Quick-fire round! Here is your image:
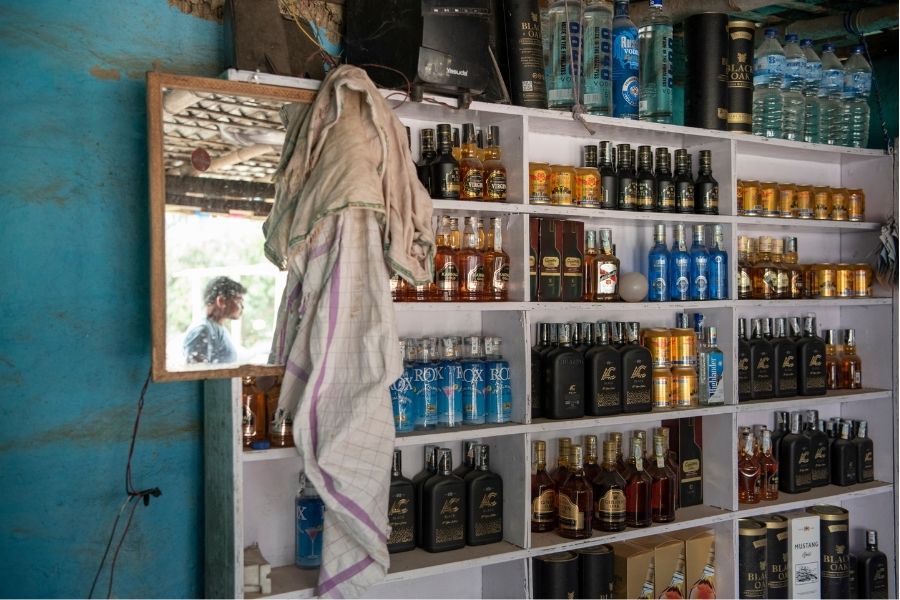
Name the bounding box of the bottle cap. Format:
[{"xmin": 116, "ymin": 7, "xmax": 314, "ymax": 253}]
[
  {"xmin": 584, "ymin": 434, "xmax": 598, "ymax": 457},
  {"xmin": 440, "ymin": 336, "xmax": 459, "ymax": 360},
  {"xmin": 585, "ymin": 229, "xmax": 597, "ymax": 249},
  {"xmin": 488, "ymin": 125, "xmax": 500, "ymax": 146},
  {"xmin": 463, "ymin": 335, "xmax": 483, "ymax": 359},
  {"xmin": 786, "ymin": 33, "xmax": 799, "ymax": 43},
  {"xmin": 758, "ymin": 236, "xmax": 773, "ymax": 253},
  {"xmin": 773, "ymin": 318, "xmax": 787, "ymax": 339},
  {"xmin": 599, "ymin": 228, "xmax": 613, "ymax": 248},
  {"xmin": 602, "ymin": 440, "xmax": 618, "ymax": 462},
  {"xmin": 533, "ymin": 440, "xmax": 547, "ymax": 463},
  {"xmin": 654, "ymin": 223, "xmax": 666, "ymax": 242},
  {"xmin": 824, "ymin": 329, "xmax": 837, "ymax": 345},
  {"xmin": 823, "ymin": 42, "xmax": 835, "ymax": 52},
  {"xmin": 707, "ymin": 326, "xmax": 718, "ymax": 345},
  {"xmin": 751, "ymin": 318, "xmax": 763, "ymax": 338},
  {"xmin": 570, "ymin": 445, "xmax": 584, "ymax": 469},
  {"xmin": 692, "ymin": 224, "xmax": 705, "ymax": 241},
  {"xmin": 765, "ymin": 27, "xmax": 777, "ymax": 37},
  {"xmin": 558, "ymin": 323, "xmax": 572, "ymax": 345},
  {"xmin": 784, "ymin": 236, "xmax": 798, "ymax": 254},
  {"xmin": 548, "ymin": 322, "xmax": 559, "ymax": 343},
  {"xmin": 853, "ymin": 45, "xmax": 864, "ymax": 54},
  {"xmin": 762, "ymin": 318, "xmax": 773, "ymax": 337},
  {"xmin": 419, "ymin": 337, "xmax": 438, "ymax": 362},
  {"xmin": 675, "ymin": 312, "xmax": 690, "ymax": 328},
  {"xmin": 626, "ymin": 322, "xmax": 641, "ymax": 343},
  {"xmin": 392, "ymin": 448, "xmax": 403, "ymax": 475},
  {"xmin": 802, "ymin": 314, "xmax": 817, "ymax": 336},
  {"xmin": 693, "ymin": 313, "xmax": 705, "ymax": 334},
  {"xmin": 790, "ymin": 411, "xmax": 804, "ymax": 434},
  {"xmin": 437, "ymin": 448, "xmax": 454, "ymax": 474},
  {"xmin": 583, "ymin": 144, "xmax": 598, "ymax": 167},
  {"xmin": 738, "ymin": 317, "xmax": 748, "ymax": 339},
  {"xmin": 484, "ymin": 336, "xmax": 502, "ymax": 358},
  {"xmin": 843, "ymin": 328, "xmax": 856, "ymax": 346},
  {"xmin": 538, "ymin": 322, "xmax": 550, "ymax": 344},
  {"xmin": 867, "ymin": 530, "xmax": 878, "ymax": 547},
  {"xmin": 789, "ymin": 316, "xmax": 801, "ymax": 337},
  {"xmin": 581, "ymin": 323, "xmax": 593, "ymax": 344},
  {"xmin": 801, "ymin": 38, "xmax": 813, "ymax": 47},
  {"xmin": 856, "ymin": 420, "xmax": 867, "ymax": 437},
  {"xmin": 596, "ymin": 321, "xmax": 610, "ymax": 345}
]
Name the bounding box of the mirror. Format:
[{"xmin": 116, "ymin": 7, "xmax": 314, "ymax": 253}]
[{"xmin": 148, "ymin": 73, "xmax": 316, "ymax": 381}]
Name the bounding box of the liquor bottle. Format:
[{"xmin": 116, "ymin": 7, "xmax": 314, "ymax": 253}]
[
  {"xmin": 241, "ymin": 376, "xmax": 267, "ymax": 448},
  {"xmin": 504, "ymin": 0, "xmax": 548, "ymax": 109},
  {"xmin": 546, "ymin": 0, "xmax": 582, "ymax": 110},
  {"xmin": 736, "ymin": 236, "xmax": 753, "ymax": 300},
  {"xmin": 638, "ymin": 0, "xmax": 673, "ymax": 123},
  {"xmin": 687, "ymin": 544, "xmax": 716, "ymax": 599},
  {"xmin": 853, "ymin": 420, "xmax": 874, "ymax": 483},
  {"xmin": 412, "ymin": 445, "xmax": 439, "ymax": 546},
  {"xmin": 771, "ymin": 410, "xmax": 789, "ymax": 460},
  {"xmin": 796, "ymin": 314, "xmax": 826, "ymax": 396},
  {"xmin": 761, "ymin": 316, "xmax": 773, "ymax": 340},
  {"xmin": 575, "ymin": 145, "xmax": 601, "ymax": 207},
  {"xmin": 599, "ymin": 141, "xmax": 619, "ymax": 210},
  {"xmin": 542, "ymin": 323, "xmax": 585, "ymax": 419},
  {"xmin": 660, "ymin": 546, "xmax": 687, "ymax": 598},
  {"xmin": 694, "ymin": 150, "xmax": 718, "ymax": 215},
  {"xmin": 413, "ymin": 338, "xmax": 440, "ymax": 430},
  {"xmin": 647, "ymin": 433, "xmax": 676, "ymax": 522},
  {"xmin": 416, "ymin": 128, "xmax": 436, "ymax": 192},
  {"xmin": 484, "ymin": 217, "xmax": 510, "ymax": 301},
  {"xmin": 698, "ymin": 326, "xmax": 725, "ymax": 405},
  {"xmin": 431, "ymin": 124, "xmax": 460, "ymax": 199},
  {"xmin": 460, "ymin": 336, "xmax": 487, "ymax": 424},
  {"xmin": 831, "ymin": 420, "xmax": 858, "ymax": 486},
  {"xmin": 483, "ymin": 336, "xmax": 512, "ymax": 424},
  {"xmin": 783, "ymin": 236, "xmax": 803, "ymax": 299},
  {"xmin": 552, "ymin": 437, "xmax": 573, "ymax": 489},
  {"xmin": 749, "ymin": 236, "xmax": 775, "ymax": 300},
  {"xmin": 583, "ymin": 230, "xmax": 599, "ymax": 301},
  {"xmin": 647, "ymin": 223, "xmax": 669, "ymax": 302},
  {"xmin": 737, "ymin": 431, "xmax": 761, "ymax": 503},
  {"xmin": 668, "ymin": 224, "xmax": 690, "ymax": 301},
  {"xmin": 639, "ymin": 557, "xmax": 656, "ymax": 599},
  {"xmin": 453, "ymin": 440, "xmax": 478, "ymax": 479},
  {"xmin": 759, "ymin": 429, "xmax": 779, "ymax": 501},
  {"xmin": 476, "ymin": 218, "xmax": 486, "ymax": 252},
  {"xmin": 576, "ymin": 434, "xmax": 599, "ymax": 482},
  {"xmin": 612, "ymin": 0, "xmax": 639, "ymax": 119},
  {"xmin": 574, "ymin": 322, "xmax": 593, "ymax": 355},
  {"xmin": 592, "ymin": 439, "xmax": 627, "ymax": 532},
  {"xmin": 621, "ymin": 322, "xmax": 652, "ymax": 413},
  {"xmin": 804, "ymin": 410, "xmax": 830, "ymax": 487},
  {"xmin": 557, "ymin": 445, "xmax": 593, "ymax": 539},
  {"xmin": 437, "ymin": 337, "xmax": 464, "ymax": 428},
  {"xmin": 452, "ymin": 127, "xmax": 461, "ymax": 161},
  {"xmin": 421, "ymin": 448, "xmax": 466, "ymax": 552},
  {"xmin": 608, "ymin": 431, "xmax": 628, "ymax": 474},
  {"xmin": 531, "ymin": 440, "xmax": 557, "ymax": 532},
  {"xmin": 583, "ymin": 0, "xmax": 613, "ymax": 115},
  {"xmin": 748, "ymin": 318, "xmax": 774, "ymax": 400},
  {"xmin": 584, "ymin": 321, "xmax": 622, "ymax": 416},
  {"xmin": 708, "ymin": 224, "xmax": 728, "ymax": 300},
  {"xmin": 433, "ymin": 215, "xmax": 458, "ymax": 301},
  {"xmin": 635, "ymin": 145, "xmax": 656, "ymax": 211},
  {"xmin": 457, "ymin": 217, "xmax": 485, "ymax": 301},
  {"xmin": 561, "ymin": 225, "xmax": 584, "ymax": 302},
  {"xmin": 295, "ymin": 473, "xmax": 325, "ymax": 568},
  {"xmin": 787, "ymin": 315, "xmax": 802, "ymax": 342},
  {"xmin": 531, "ymin": 322, "xmax": 551, "ymax": 419},
  {"xmin": 770, "ymin": 238, "xmax": 790, "ymax": 299},
  {"xmin": 689, "ymin": 225, "xmax": 710, "ymax": 301},
  {"xmin": 387, "ymin": 449, "xmax": 416, "ymax": 553},
  {"xmin": 771, "ymin": 318, "xmax": 798, "ymax": 398},
  {"xmin": 655, "ymin": 147, "xmax": 675, "ymax": 212},
  {"xmin": 839, "ymin": 329, "xmax": 862, "ymax": 389},
  {"xmin": 482, "ymin": 125, "xmax": 507, "ymax": 201},
  {"xmin": 390, "ymin": 339, "xmax": 417, "ymax": 433},
  {"xmin": 673, "ymin": 150, "xmax": 695, "ymax": 214},
  {"xmin": 655, "ymin": 426, "xmax": 680, "ymax": 508},
  {"xmin": 593, "ymin": 228, "xmax": 620, "ymax": 301},
  {"xmin": 616, "ymin": 143, "xmax": 637, "ymax": 210},
  {"xmin": 624, "ymin": 436, "xmax": 652, "ymax": 527},
  {"xmin": 611, "ymin": 321, "xmax": 626, "ymax": 349},
  {"xmin": 464, "ymin": 444, "xmax": 503, "ymax": 545},
  {"xmin": 857, "ymin": 530, "xmax": 889, "ymax": 599},
  {"xmin": 778, "ymin": 412, "xmax": 812, "ymax": 493},
  {"xmin": 737, "ymin": 318, "xmax": 752, "ymax": 402},
  {"xmin": 824, "ymin": 329, "xmax": 841, "ymax": 390}
]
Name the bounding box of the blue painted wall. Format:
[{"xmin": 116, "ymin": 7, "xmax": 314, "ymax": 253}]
[{"xmin": 0, "ymin": 2, "xmax": 223, "ymax": 597}]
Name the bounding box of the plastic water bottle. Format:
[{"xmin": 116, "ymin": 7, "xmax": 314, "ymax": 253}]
[
  {"xmin": 844, "ymin": 46, "xmax": 872, "ymax": 148},
  {"xmin": 547, "ymin": 0, "xmax": 583, "ymax": 110},
  {"xmin": 638, "ymin": 0, "xmax": 673, "ymax": 123},
  {"xmin": 752, "ymin": 29, "xmax": 785, "ymax": 139},
  {"xmin": 781, "ymin": 34, "xmax": 806, "ymax": 141},
  {"xmin": 819, "ymin": 43, "xmax": 847, "ymax": 146},
  {"xmin": 800, "ymin": 39, "xmax": 822, "ymax": 144}
]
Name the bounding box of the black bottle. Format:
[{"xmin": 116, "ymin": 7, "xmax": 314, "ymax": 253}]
[
  {"xmin": 598, "ymin": 141, "xmax": 618, "ymax": 210},
  {"xmin": 654, "ymin": 147, "xmax": 675, "ymax": 212},
  {"xmin": 387, "ymin": 449, "xmax": 416, "ymax": 553},
  {"xmin": 421, "ymin": 448, "xmax": 465, "ymax": 552},
  {"xmin": 771, "ymin": 410, "xmax": 789, "ymax": 462},
  {"xmin": 749, "ymin": 318, "xmax": 774, "ymax": 400},
  {"xmin": 635, "ymin": 145, "xmax": 656, "ymax": 212},
  {"xmin": 430, "ymin": 124, "xmax": 460, "ymax": 199},
  {"xmin": 673, "ymin": 149, "xmax": 695, "ymax": 214},
  {"xmin": 852, "ymin": 420, "xmax": 874, "ymax": 483},
  {"xmin": 531, "ymin": 323, "xmax": 551, "ymax": 420},
  {"xmin": 464, "ymin": 444, "xmax": 504, "ymax": 545},
  {"xmin": 761, "ymin": 317, "xmax": 773, "ymax": 340},
  {"xmin": 857, "ymin": 530, "xmax": 889, "ymax": 599},
  {"xmin": 693, "ymin": 149, "xmax": 718, "ymax": 215},
  {"xmin": 453, "ymin": 440, "xmax": 478, "ymax": 479},
  {"xmin": 542, "ymin": 323, "xmax": 585, "ymax": 419},
  {"xmin": 771, "ymin": 318, "xmax": 798, "ymax": 398},
  {"xmin": 412, "ymin": 445, "xmax": 439, "ymax": 546},
  {"xmin": 778, "ymin": 412, "xmax": 812, "ymax": 493},
  {"xmin": 787, "ymin": 316, "xmax": 802, "ymax": 342},
  {"xmin": 737, "ymin": 318, "xmax": 752, "ymax": 402},
  {"xmin": 831, "ymin": 421, "xmax": 858, "ymax": 486},
  {"xmin": 574, "ymin": 322, "xmax": 594, "ymax": 355},
  {"xmin": 620, "ymin": 322, "xmax": 652, "ymax": 414},
  {"xmin": 610, "ymin": 321, "xmax": 626, "ymax": 350},
  {"xmin": 615, "ymin": 143, "xmax": 636, "ymax": 210},
  {"xmin": 584, "ymin": 322, "xmax": 622, "ymax": 417},
  {"xmin": 416, "ymin": 128, "xmax": 437, "ymax": 193},
  {"xmin": 803, "ymin": 410, "xmax": 830, "ymax": 487},
  {"xmin": 796, "ymin": 314, "xmax": 826, "ymax": 396}
]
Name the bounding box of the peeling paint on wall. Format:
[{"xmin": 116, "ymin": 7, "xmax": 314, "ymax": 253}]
[
  {"xmin": 89, "ymin": 66, "xmax": 122, "ymax": 80},
  {"xmin": 168, "ymin": 0, "xmax": 225, "ymax": 21}
]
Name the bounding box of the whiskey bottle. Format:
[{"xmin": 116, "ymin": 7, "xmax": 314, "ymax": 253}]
[
  {"xmin": 551, "ymin": 437, "xmax": 572, "ymax": 490},
  {"xmin": 635, "ymin": 145, "xmax": 656, "ymax": 212},
  {"xmin": 771, "ymin": 411, "xmax": 789, "ymax": 460},
  {"xmin": 557, "ymin": 445, "xmax": 593, "ymax": 539},
  {"xmin": 750, "ymin": 235, "xmax": 778, "ymax": 300},
  {"xmin": 758, "ymin": 429, "xmax": 779, "ymax": 501},
  {"xmin": 853, "ymin": 420, "xmax": 874, "ymax": 483},
  {"xmin": 737, "ymin": 236, "xmax": 753, "ymax": 299},
  {"xmin": 593, "ymin": 228, "xmax": 620, "ymax": 301},
  {"xmin": 647, "ymin": 433, "xmax": 676, "ymax": 522},
  {"xmin": 531, "ymin": 440, "xmax": 557, "ymax": 532},
  {"xmin": 598, "ymin": 141, "xmax": 619, "ymax": 210},
  {"xmin": 749, "ymin": 318, "xmax": 774, "ymax": 400},
  {"xmin": 431, "ymin": 124, "xmax": 460, "ymax": 199},
  {"xmin": 660, "ymin": 545, "xmax": 687, "ymax": 598},
  {"xmin": 452, "ymin": 127, "xmax": 461, "ymax": 161},
  {"xmin": 694, "ymin": 149, "xmax": 719, "ymax": 215},
  {"xmin": 624, "ymin": 436, "xmax": 652, "ymax": 527},
  {"xmin": 542, "ymin": 323, "xmax": 585, "ymax": 419},
  {"xmin": 803, "ymin": 410, "xmax": 830, "ymax": 487},
  {"xmin": 582, "ymin": 230, "xmax": 599, "ymax": 301},
  {"xmin": 432, "ymin": 215, "xmax": 457, "ymax": 301},
  {"xmin": 761, "ymin": 316, "xmax": 773, "ymax": 340},
  {"xmin": 456, "ymin": 217, "xmax": 485, "ymax": 301},
  {"xmin": 421, "ymin": 448, "xmax": 466, "ymax": 552},
  {"xmin": 737, "ymin": 318, "xmax": 752, "ymax": 401},
  {"xmin": 839, "ymin": 328, "xmax": 862, "ymax": 389},
  {"xmin": 387, "ymin": 449, "xmax": 416, "ymax": 553},
  {"xmin": 655, "ymin": 147, "xmax": 676, "ymax": 212},
  {"xmin": 583, "ymin": 434, "xmax": 602, "ymax": 482},
  {"xmin": 584, "ymin": 321, "xmax": 622, "ymax": 416},
  {"xmin": 673, "ymin": 149, "xmax": 695, "ymax": 213},
  {"xmin": 787, "ymin": 315, "xmax": 802, "ymax": 342},
  {"xmin": 482, "ymin": 126, "xmax": 507, "ymax": 201},
  {"xmin": 831, "ymin": 421, "xmax": 858, "ymax": 486},
  {"xmin": 592, "ymin": 440, "xmax": 627, "ymax": 532},
  {"xmin": 416, "ymin": 128, "xmax": 437, "ymax": 192},
  {"xmin": 857, "ymin": 530, "xmax": 889, "ymax": 599},
  {"xmin": 796, "ymin": 314, "xmax": 826, "ymax": 396},
  {"xmin": 458, "ymin": 123, "xmax": 484, "ymax": 200},
  {"xmin": 770, "ymin": 238, "xmax": 790, "ymax": 299},
  {"xmin": 737, "ymin": 430, "xmax": 761, "ymax": 504},
  {"xmin": 412, "ymin": 445, "xmax": 439, "ymax": 546},
  {"xmin": 531, "ymin": 322, "xmax": 551, "ymax": 419},
  {"xmin": 464, "ymin": 444, "xmax": 503, "ymax": 545},
  {"xmin": 484, "ymin": 217, "xmax": 510, "ymax": 301},
  {"xmin": 687, "ymin": 544, "xmax": 716, "ymax": 599},
  {"xmin": 783, "ymin": 237, "xmax": 804, "ymax": 299},
  {"xmin": 561, "ymin": 226, "xmax": 584, "ymax": 302},
  {"xmin": 771, "ymin": 318, "xmax": 798, "ymax": 397},
  {"xmin": 620, "ymin": 322, "xmax": 653, "ymax": 413},
  {"xmin": 669, "ymin": 223, "xmax": 691, "ymax": 301},
  {"xmin": 452, "ymin": 440, "xmax": 478, "ymax": 479},
  {"xmin": 616, "ymin": 143, "xmax": 637, "ymax": 210},
  {"xmin": 575, "ymin": 145, "xmax": 601, "ymax": 208},
  {"xmin": 608, "ymin": 431, "xmax": 628, "ymax": 475},
  {"xmin": 824, "ymin": 329, "xmax": 841, "ymax": 390},
  {"xmin": 656, "ymin": 426, "xmax": 680, "ymax": 508},
  {"xmin": 778, "ymin": 412, "xmax": 812, "ymax": 493}
]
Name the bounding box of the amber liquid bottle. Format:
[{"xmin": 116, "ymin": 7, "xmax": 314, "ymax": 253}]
[
  {"xmin": 688, "ymin": 545, "xmax": 717, "ymax": 599},
  {"xmin": 624, "ymin": 436, "xmax": 652, "ymax": 527},
  {"xmin": 839, "ymin": 328, "xmax": 862, "ymax": 389},
  {"xmin": 758, "ymin": 429, "xmax": 779, "ymax": 501},
  {"xmin": 531, "ymin": 440, "xmax": 557, "ymax": 532},
  {"xmin": 421, "ymin": 448, "xmax": 465, "ymax": 552},
  {"xmin": 551, "ymin": 437, "xmax": 572, "ymax": 490},
  {"xmin": 583, "ymin": 434, "xmax": 602, "ymax": 482},
  {"xmin": 750, "ymin": 235, "xmax": 778, "ymax": 300},
  {"xmin": 824, "ymin": 329, "xmax": 841, "ymax": 390},
  {"xmin": 593, "ymin": 228, "xmax": 620, "ymax": 301},
  {"xmin": 608, "ymin": 431, "xmax": 628, "ymax": 475},
  {"xmin": 241, "ymin": 376, "xmax": 267, "ymax": 447},
  {"xmin": 387, "ymin": 449, "xmax": 416, "ymax": 553},
  {"xmin": 582, "ymin": 230, "xmax": 599, "ymax": 301},
  {"xmin": 647, "ymin": 433, "xmax": 676, "ymax": 523},
  {"xmin": 660, "ymin": 545, "xmax": 687, "ymax": 598},
  {"xmin": 592, "ymin": 440, "xmax": 627, "ymax": 532},
  {"xmin": 482, "ymin": 125, "xmax": 507, "ymax": 201},
  {"xmin": 657, "ymin": 426, "xmax": 680, "ymax": 508},
  {"xmin": 483, "ymin": 217, "xmax": 509, "ymax": 301},
  {"xmin": 737, "ymin": 431, "xmax": 761, "ymax": 504},
  {"xmin": 737, "ymin": 236, "xmax": 753, "ymax": 300},
  {"xmin": 557, "ymin": 445, "xmax": 593, "ymax": 539},
  {"xmin": 433, "ymin": 215, "xmax": 458, "ymax": 301},
  {"xmin": 456, "ymin": 216, "xmax": 485, "ymax": 301},
  {"xmin": 458, "ymin": 123, "xmax": 484, "ymax": 200}
]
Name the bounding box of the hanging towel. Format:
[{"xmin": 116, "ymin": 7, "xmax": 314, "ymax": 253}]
[{"xmin": 263, "ymin": 65, "xmax": 433, "ymax": 598}]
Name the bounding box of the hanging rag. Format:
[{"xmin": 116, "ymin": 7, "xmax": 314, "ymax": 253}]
[{"xmin": 263, "ymin": 65, "xmax": 434, "ymax": 598}]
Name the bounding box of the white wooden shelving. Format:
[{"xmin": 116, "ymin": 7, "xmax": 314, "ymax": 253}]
[{"xmin": 206, "ymin": 72, "xmax": 897, "ymax": 599}]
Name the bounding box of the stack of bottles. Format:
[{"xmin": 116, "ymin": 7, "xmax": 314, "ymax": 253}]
[
  {"xmin": 737, "ymin": 180, "xmax": 866, "ymax": 221},
  {"xmin": 647, "ymin": 223, "xmax": 729, "ymax": 302},
  {"xmin": 389, "ymin": 336, "xmax": 511, "ymax": 434},
  {"xmin": 388, "ymin": 444, "xmax": 503, "ymax": 554},
  {"xmin": 415, "ymin": 123, "xmax": 507, "ymax": 201},
  {"xmin": 753, "ymin": 29, "xmax": 873, "ymax": 148},
  {"xmin": 531, "ymin": 430, "xmax": 679, "ymax": 540},
  {"xmin": 394, "ymin": 215, "xmax": 510, "ymax": 302},
  {"xmin": 241, "ymin": 375, "xmax": 292, "ymax": 450},
  {"xmin": 529, "ymin": 144, "xmax": 718, "ymax": 214}
]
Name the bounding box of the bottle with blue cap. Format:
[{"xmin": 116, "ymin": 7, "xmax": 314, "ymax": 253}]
[
  {"xmin": 818, "ymin": 43, "xmax": 847, "ymax": 146},
  {"xmin": 389, "ymin": 339, "xmax": 417, "ymax": 433},
  {"xmin": 612, "ymin": 0, "xmax": 639, "ymax": 119},
  {"xmin": 781, "ymin": 33, "xmax": 806, "ymax": 141},
  {"xmin": 413, "ymin": 338, "xmax": 440, "ymax": 430},
  {"xmin": 800, "ymin": 39, "xmax": 823, "ymax": 144},
  {"xmin": 843, "ymin": 46, "xmax": 872, "ymax": 148},
  {"xmin": 638, "ymin": 0, "xmax": 673, "ymax": 123},
  {"xmin": 752, "ymin": 28, "xmax": 785, "ymax": 139},
  {"xmin": 483, "ymin": 336, "xmax": 512, "ymax": 424}
]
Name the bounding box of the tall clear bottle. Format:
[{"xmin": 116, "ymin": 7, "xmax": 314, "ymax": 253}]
[
  {"xmin": 752, "ymin": 28, "xmax": 785, "ymax": 139},
  {"xmin": 844, "ymin": 46, "xmax": 872, "ymax": 148},
  {"xmin": 800, "ymin": 39, "xmax": 822, "ymax": 144},
  {"xmin": 611, "ymin": 0, "xmax": 639, "ymax": 119},
  {"xmin": 647, "ymin": 223, "xmax": 669, "ymax": 302},
  {"xmin": 819, "ymin": 43, "xmax": 847, "ymax": 146},
  {"xmin": 781, "ymin": 34, "xmax": 807, "ymax": 141},
  {"xmin": 547, "ymin": 0, "xmax": 584, "ymax": 110},
  {"xmin": 698, "ymin": 326, "xmax": 725, "ymax": 405},
  {"xmin": 583, "ymin": 0, "xmax": 613, "ymax": 115},
  {"xmin": 638, "ymin": 0, "xmax": 673, "ymax": 123}
]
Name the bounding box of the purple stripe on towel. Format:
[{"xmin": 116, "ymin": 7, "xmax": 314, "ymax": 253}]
[{"xmin": 318, "ymin": 555, "xmax": 375, "ymax": 597}]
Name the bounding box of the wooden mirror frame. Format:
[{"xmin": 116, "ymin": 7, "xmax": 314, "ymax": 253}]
[{"xmin": 147, "ymin": 72, "xmax": 316, "ymax": 381}]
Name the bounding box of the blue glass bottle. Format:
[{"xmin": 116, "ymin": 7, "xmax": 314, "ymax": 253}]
[
  {"xmin": 689, "ymin": 224, "xmax": 710, "ymax": 301},
  {"xmin": 460, "ymin": 336, "xmax": 487, "ymax": 425},
  {"xmin": 612, "ymin": 0, "xmax": 639, "ymax": 119},
  {"xmin": 413, "ymin": 338, "xmax": 440, "ymax": 430},
  {"xmin": 295, "ymin": 473, "xmax": 325, "ymax": 569},
  {"xmin": 647, "ymin": 223, "xmax": 669, "ymax": 302},
  {"xmin": 484, "ymin": 336, "xmax": 512, "ymax": 424},
  {"xmin": 438, "ymin": 336, "xmax": 464, "ymax": 428},
  {"xmin": 698, "ymin": 326, "xmax": 726, "ymax": 405},
  {"xmin": 708, "ymin": 224, "xmax": 729, "ymax": 300},
  {"xmin": 389, "ymin": 339, "xmax": 417, "ymax": 433},
  {"xmin": 668, "ymin": 223, "xmax": 690, "ymax": 301}
]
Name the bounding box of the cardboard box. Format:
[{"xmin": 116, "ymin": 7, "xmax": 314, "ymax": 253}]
[
  {"xmin": 660, "ymin": 417, "xmax": 704, "ymax": 506},
  {"xmin": 666, "ymin": 528, "xmax": 715, "ymax": 593},
  {"xmin": 561, "ymin": 220, "xmax": 584, "ymax": 302},
  {"xmin": 640, "ymin": 534, "xmax": 686, "ymax": 596},
  {"xmin": 537, "ymin": 218, "xmax": 563, "ymax": 301},
  {"xmin": 785, "ymin": 510, "xmax": 821, "ymax": 599},
  {"xmin": 612, "ymin": 541, "xmax": 655, "ymax": 599}
]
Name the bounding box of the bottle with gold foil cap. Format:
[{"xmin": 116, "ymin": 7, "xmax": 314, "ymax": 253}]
[
  {"xmin": 458, "ymin": 123, "xmax": 484, "ymax": 200},
  {"xmin": 531, "ymin": 440, "xmax": 557, "ymax": 532},
  {"xmin": 556, "ymin": 445, "xmax": 593, "ymax": 539},
  {"xmin": 771, "ymin": 237, "xmax": 790, "ymax": 299},
  {"xmin": 592, "ymin": 439, "xmax": 627, "ymax": 532},
  {"xmin": 482, "ymin": 125, "xmax": 507, "ymax": 201},
  {"xmin": 737, "ymin": 236, "xmax": 753, "ymax": 299},
  {"xmin": 529, "ymin": 162, "xmax": 552, "ymax": 204}
]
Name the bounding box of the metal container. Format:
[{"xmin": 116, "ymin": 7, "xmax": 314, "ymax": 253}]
[
  {"xmin": 738, "ymin": 518, "xmax": 768, "ymax": 599},
  {"xmin": 813, "ymin": 187, "xmax": 832, "ymax": 220},
  {"xmin": 578, "ymin": 544, "xmax": 614, "ymax": 599},
  {"xmin": 684, "ymin": 13, "xmax": 729, "ymax": 130},
  {"xmin": 805, "ymin": 505, "xmax": 851, "ymax": 599},
  {"xmin": 533, "ymin": 551, "xmax": 579, "ymax": 599},
  {"xmin": 758, "ymin": 514, "xmax": 789, "ymax": 599},
  {"xmin": 795, "ymin": 185, "xmax": 814, "ymax": 219},
  {"xmin": 670, "ymin": 328, "xmax": 697, "ymax": 367},
  {"xmin": 726, "ymin": 20, "xmax": 755, "ymax": 133}
]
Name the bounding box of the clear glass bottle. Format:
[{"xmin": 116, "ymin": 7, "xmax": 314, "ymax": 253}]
[
  {"xmin": 698, "ymin": 326, "xmax": 725, "ymax": 405},
  {"xmin": 583, "ymin": 0, "xmax": 613, "ymax": 116},
  {"xmin": 611, "ymin": 0, "xmax": 639, "ymax": 119},
  {"xmin": 824, "ymin": 328, "xmax": 841, "ymax": 390},
  {"xmin": 689, "ymin": 224, "xmax": 709, "ymax": 301},
  {"xmin": 484, "ymin": 217, "xmax": 509, "ymax": 301},
  {"xmin": 437, "ymin": 337, "xmax": 463, "ymax": 428},
  {"xmin": 737, "ymin": 431, "xmax": 761, "ymax": 504},
  {"xmin": 295, "ymin": 473, "xmax": 325, "ymax": 568},
  {"xmin": 593, "ymin": 228, "xmax": 620, "ymax": 301},
  {"xmin": 433, "ymin": 215, "xmax": 458, "ymax": 301},
  {"xmin": 547, "ymin": 0, "xmax": 583, "ymax": 110},
  {"xmin": 413, "ymin": 338, "xmax": 440, "ymax": 430},
  {"xmin": 460, "ymin": 336, "xmax": 487, "ymax": 424},
  {"xmin": 557, "ymin": 445, "xmax": 593, "ymax": 539},
  {"xmin": 736, "ymin": 236, "xmax": 752, "ymax": 300},
  {"xmin": 638, "ymin": 0, "xmax": 673, "ymax": 123},
  {"xmin": 839, "ymin": 328, "xmax": 862, "ymax": 389},
  {"xmin": 456, "ymin": 216, "xmax": 485, "ymax": 301},
  {"xmin": 669, "ymin": 223, "xmax": 690, "ymax": 301},
  {"xmin": 583, "ymin": 230, "xmax": 599, "ymax": 301},
  {"xmin": 750, "ymin": 236, "xmax": 778, "ymax": 300},
  {"xmin": 483, "ymin": 336, "xmax": 512, "ymax": 424},
  {"xmin": 647, "ymin": 223, "xmax": 669, "ymax": 302}
]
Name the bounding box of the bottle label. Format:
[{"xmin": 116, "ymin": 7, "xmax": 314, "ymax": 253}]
[
  {"xmin": 783, "ymin": 57, "xmax": 805, "ymax": 88},
  {"xmin": 387, "ymin": 494, "xmax": 414, "ymax": 545},
  {"xmin": 612, "ymin": 26, "xmax": 639, "ymax": 116},
  {"xmin": 597, "ymin": 488, "xmax": 626, "ymax": 519},
  {"xmin": 659, "ymin": 182, "xmax": 675, "ymax": 209},
  {"xmin": 677, "ymin": 185, "xmax": 694, "ymax": 210},
  {"xmin": 557, "ymin": 493, "xmax": 585, "ymax": 530},
  {"xmin": 619, "ymin": 181, "xmax": 637, "ymax": 208},
  {"xmin": 637, "ymin": 181, "xmax": 654, "ymax": 208},
  {"xmin": 296, "ymin": 495, "xmax": 325, "ymax": 567},
  {"xmin": 532, "ymin": 489, "xmax": 556, "ymax": 522},
  {"xmin": 492, "ymin": 263, "xmax": 510, "ymax": 291},
  {"xmin": 701, "ymin": 187, "xmax": 718, "ymax": 211},
  {"xmin": 462, "ymin": 169, "xmax": 484, "ymax": 198},
  {"xmin": 819, "ymin": 68, "xmax": 844, "ymax": 96},
  {"xmin": 575, "ymin": 172, "xmax": 600, "ymax": 206},
  {"xmin": 390, "ymin": 370, "xmax": 415, "ymax": 432},
  {"xmin": 649, "ymin": 257, "xmax": 667, "ymax": 300},
  {"xmin": 437, "ymin": 261, "xmax": 459, "ymax": 291},
  {"xmin": 440, "ymin": 167, "xmax": 460, "ymax": 195},
  {"xmin": 485, "ymin": 170, "xmax": 507, "ymax": 199},
  {"xmin": 754, "ymin": 53, "xmax": 786, "ymax": 87},
  {"xmin": 583, "ymin": 23, "xmax": 612, "ymax": 111},
  {"xmin": 845, "ymin": 70, "xmax": 872, "ymax": 98},
  {"xmin": 597, "ymin": 261, "xmax": 618, "ymax": 295},
  {"xmin": 466, "ymin": 264, "xmax": 485, "ymax": 291},
  {"xmin": 804, "ymin": 61, "xmax": 822, "ymax": 86}
]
